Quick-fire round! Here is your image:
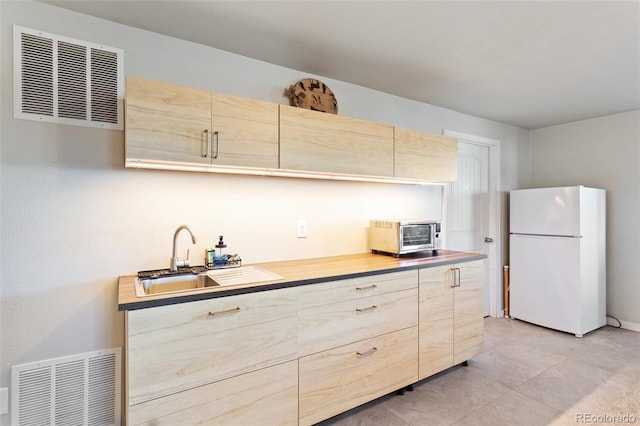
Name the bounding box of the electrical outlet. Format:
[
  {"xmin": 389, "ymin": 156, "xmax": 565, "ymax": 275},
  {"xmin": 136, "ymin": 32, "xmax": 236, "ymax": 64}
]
[
  {"xmin": 0, "ymin": 387, "xmax": 8, "ymax": 415},
  {"xmin": 297, "ymin": 219, "xmax": 308, "ymax": 238}
]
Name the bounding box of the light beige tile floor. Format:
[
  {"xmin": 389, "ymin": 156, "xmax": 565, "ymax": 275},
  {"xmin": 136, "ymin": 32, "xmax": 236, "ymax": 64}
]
[{"xmin": 318, "ymin": 317, "xmax": 640, "ymax": 426}]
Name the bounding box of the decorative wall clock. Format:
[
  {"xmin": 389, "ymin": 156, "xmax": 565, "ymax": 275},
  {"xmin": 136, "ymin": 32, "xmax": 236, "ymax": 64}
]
[{"xmin": 286, "ymin": 78, "xmax": 338, "ymax": 114}]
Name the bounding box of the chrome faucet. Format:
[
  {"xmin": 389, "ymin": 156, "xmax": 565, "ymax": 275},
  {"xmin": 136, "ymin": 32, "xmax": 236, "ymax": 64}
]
[{"xmin": 170, "ymin": 225, "xmax": 197, "ymax": 271}]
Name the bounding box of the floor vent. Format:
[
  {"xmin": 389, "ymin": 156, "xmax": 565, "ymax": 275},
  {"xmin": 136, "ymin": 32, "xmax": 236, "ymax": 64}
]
[
  {"xmin": 13, "ymin": 25, "xmax": 124, "ymax": 130},
  {"xmin": 11, "ymin": 348, "xmax": 121, "ymax": 426}
]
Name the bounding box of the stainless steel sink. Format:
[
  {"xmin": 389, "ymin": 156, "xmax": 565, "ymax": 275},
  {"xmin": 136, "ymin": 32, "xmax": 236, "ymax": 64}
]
[
  {"xmin": 134, "ymin": 266, "xmax": 284, "ymax": 297},
  {"xmin": 134, "ymin": 273, "xmax": 219, "ymax": 297}
]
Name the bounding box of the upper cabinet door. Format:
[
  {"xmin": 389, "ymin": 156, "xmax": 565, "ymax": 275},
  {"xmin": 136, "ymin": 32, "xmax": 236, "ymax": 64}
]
[
  {"xmin": 210, "ymin": 93, "xmax": 279, "ymax": 168},
  {"xmin": 394, "ymin": 127, "xmax": 458, "ymax": 182},
  {"xmin": 280, "ymin": 106, "xmax": 394, "ymax": 177},
  {"xmin": 125, "ymin": 76, "xmax": 212, "ymax": 165}
]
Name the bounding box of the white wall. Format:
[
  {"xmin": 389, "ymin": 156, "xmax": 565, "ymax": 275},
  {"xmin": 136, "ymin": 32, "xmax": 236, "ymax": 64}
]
[
  {"xmin": 0, "ymin": 2, "xmax": 530, "ymax": 423},
  {"xmin": 530, "ymin": 110, "xmax": 640, "ymax": 330}
]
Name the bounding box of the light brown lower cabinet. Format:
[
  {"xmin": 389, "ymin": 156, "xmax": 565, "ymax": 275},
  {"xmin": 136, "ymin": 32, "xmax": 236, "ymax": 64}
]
[
  {"xmin": 453, "ymin": 262, "xmax": 485, "ymax": 364},
  {"xmin": 418, "ymin": 263, "xmax": 455, "ymax": 378},
  {"xmin": 299, "ymin": 327, "xmax": 419, "ymax": 426},
  {"xmin": 125, "ymin": 261, "xmax": 484, "ymax": 425},
  {"xmin": 129, "ymin": 360, "xmax": 298, "ymax": 425},
  {"xmin": 298, "ymin": 270, "xmax": 418, "ymax": 357},
  {"xmin": 126, "ymin": 287, "xmax": 298, "ymax": 421},
  {"xmin": 296, "ymin": 270, "xmax": 418, "ymax": 425},
  {"xmin": 418, "ymin": 260, "xmax": 484, "ymax": 380}
]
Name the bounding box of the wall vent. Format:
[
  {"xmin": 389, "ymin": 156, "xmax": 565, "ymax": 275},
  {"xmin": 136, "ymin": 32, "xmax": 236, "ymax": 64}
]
[
  {"xmin": 13, "ymin": 26, "xmax": 124, "ymax": 130},
  {"xmin": 11, "ymin": 348, "xmax": 121, "ymax": 426}
]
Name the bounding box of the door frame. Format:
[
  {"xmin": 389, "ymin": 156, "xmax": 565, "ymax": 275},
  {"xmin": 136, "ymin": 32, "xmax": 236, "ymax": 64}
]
[{"xmin": 443, "ymin": 130, "xmax": 502, "ymax": 318}]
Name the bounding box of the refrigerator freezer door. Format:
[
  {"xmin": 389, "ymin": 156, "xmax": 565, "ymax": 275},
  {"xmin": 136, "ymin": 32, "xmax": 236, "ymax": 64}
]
[
  {"xmin": 510, "ymin": 234, "xmax": 581, "ymax": 335},
  {"xmin": 510, "ymin": 186, "xmax": 581, "ymax": 236}
]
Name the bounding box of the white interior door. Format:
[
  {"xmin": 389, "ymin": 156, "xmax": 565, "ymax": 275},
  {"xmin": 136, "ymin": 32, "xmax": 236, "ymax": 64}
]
[{"xmin": 444, "ymin": 131, "xmax": 500, "ymax": 317}]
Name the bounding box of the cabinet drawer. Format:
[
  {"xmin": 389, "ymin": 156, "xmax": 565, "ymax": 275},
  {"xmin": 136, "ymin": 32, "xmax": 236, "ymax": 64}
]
[
  {"xmin": 127, "ymin": 287, "xmax": 298, "ymax": 405},
  {"xmin": 299, "ymin": 287, "xmax": 418, "ymax": 356},
  {"xmin": 299, "ymin": 270, "xmax": 417, "ymax": 309},
  {"xmin": 129, "ymin": 360, "xmax": 298, "ymax": 425},
  {"xmin": 299, "ymin": 327, "xmax": 418, "ymax": 426}
]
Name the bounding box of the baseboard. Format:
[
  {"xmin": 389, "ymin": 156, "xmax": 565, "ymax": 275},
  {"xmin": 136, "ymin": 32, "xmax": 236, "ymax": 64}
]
[
  {"xmin": 619, "ymin": 320, "xmax": 640, "ymax": 332},
  {"xmin": 607, "ymin": 316, "xmax": 640, "ymax": 332}
]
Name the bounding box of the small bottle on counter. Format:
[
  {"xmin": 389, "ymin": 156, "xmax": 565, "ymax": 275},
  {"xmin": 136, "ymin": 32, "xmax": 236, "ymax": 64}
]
[
  {"xmin": 205, "ymin": 247, "xmax": 215, "ymax": 268},
  {"xmin": 215, "ymin": 235, "xmax": 227, "ymax": 266}
]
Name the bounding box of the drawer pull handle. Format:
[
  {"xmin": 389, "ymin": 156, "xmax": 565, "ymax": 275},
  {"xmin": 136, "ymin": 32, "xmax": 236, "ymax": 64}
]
[
  {"xmin": 355, "ymin": 284, "xmax": 377, "ymax": 291},
  {"xmin": 356, "ymin": 347, "xmax": 378, "ymax": 358},
  {"xmin": 208, "ymin": 306, "xmax": 240, "ymax": 316},
  {"xmin": 356, "ymin": 305, "xmax": 377, "ymax": 313}
]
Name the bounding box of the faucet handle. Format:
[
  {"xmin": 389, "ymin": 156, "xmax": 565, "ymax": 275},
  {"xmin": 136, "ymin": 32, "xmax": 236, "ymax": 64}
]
[
  {"xmin": 179, "ymin": 249, "xmax": 191, "ymax": 268},
  {"xmin": 174, "ymin": 249, "xmax": 192, "ymax": 269}
]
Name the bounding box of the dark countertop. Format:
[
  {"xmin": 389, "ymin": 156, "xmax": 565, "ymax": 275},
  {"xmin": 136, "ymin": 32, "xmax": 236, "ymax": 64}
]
[{"xmin": 118, "ymin": 250, "xmax": 486, "ymax": 311}]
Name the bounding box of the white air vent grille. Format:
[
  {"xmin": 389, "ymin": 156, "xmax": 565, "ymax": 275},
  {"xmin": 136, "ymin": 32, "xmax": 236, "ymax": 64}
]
[
  {"xmin": 11, "ymin": 348, "xmax": 121, "ymax": 426},
  {"xmin": 20, "ymin": 32, "xmax": 54, "ymax": 116},
  {"xmin": 58, "ymin": 41, "xmax": 87, "ymax": 121},
  {"xmin": 91, "ymin": 48, "xmax": 119, "ymax": 125},
  {"xmin": 14, "ymin": 26, "xmax": 124, "ymax": 130}
]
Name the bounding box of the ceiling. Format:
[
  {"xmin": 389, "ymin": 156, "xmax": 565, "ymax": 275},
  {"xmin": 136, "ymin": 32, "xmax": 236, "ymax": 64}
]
[{"xmin": 43, "ymin": 1, "xmax": 640, "ymax": 129}]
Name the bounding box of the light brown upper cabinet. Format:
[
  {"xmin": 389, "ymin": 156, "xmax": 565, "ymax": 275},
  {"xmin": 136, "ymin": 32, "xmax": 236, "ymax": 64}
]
[
  {"xmin": 280, "ymin": 105, "xmax": 394, "ymax": 177},
  {"xmin": 394, "ymin": 127, "xmax": 458, "ymax": 182},
  {"xmin": 125, "ymin": 76, "xmax": 459, "ymax": 183},
  {"xmin": 125, "ymin": 76, "xmax": 278, "ymax": 169},
  {"xmin": 209, "ymin": 92, "xmax": 279, "ymax": 168},
  {"xmin": 126, "ymin": 76, "xmax": 211, "ymax": 165}
]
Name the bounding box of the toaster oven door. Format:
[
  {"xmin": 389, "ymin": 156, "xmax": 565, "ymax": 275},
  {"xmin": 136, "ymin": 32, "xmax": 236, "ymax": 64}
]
[{"xmin": 401, "ymin": 224, "xmax": 434, "ymax": 250}]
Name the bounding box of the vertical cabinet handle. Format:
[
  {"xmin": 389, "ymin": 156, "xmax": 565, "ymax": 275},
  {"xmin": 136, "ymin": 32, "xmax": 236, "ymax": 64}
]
[
  {"xmin": 201, "ymin": 130, "xmax": 209, "ymax": 158},
  {"xmin": 212, "ymin": 131, "xmax": 219, "ymax": 159},
  {"xmin": 449, "ymin": 267, "xmax": 462, "ymax": 287}
]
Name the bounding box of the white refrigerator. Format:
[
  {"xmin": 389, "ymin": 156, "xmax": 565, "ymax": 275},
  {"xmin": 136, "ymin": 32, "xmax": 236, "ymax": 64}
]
[{"xmin": 509, "ymin": 186, "xmax": 606, "ymax": 337}]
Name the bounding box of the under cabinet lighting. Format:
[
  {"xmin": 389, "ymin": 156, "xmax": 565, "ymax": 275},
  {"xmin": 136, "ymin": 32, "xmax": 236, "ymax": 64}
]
[{"xmin": 124, "ymin": 159, "xmax": 445, "ymax": 186}]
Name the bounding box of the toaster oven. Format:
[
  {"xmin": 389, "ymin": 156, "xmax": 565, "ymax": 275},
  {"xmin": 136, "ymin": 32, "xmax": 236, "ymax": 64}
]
[{"xmin": 369, "ymin": 219, "xmax": 441, "ymax": 256}]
